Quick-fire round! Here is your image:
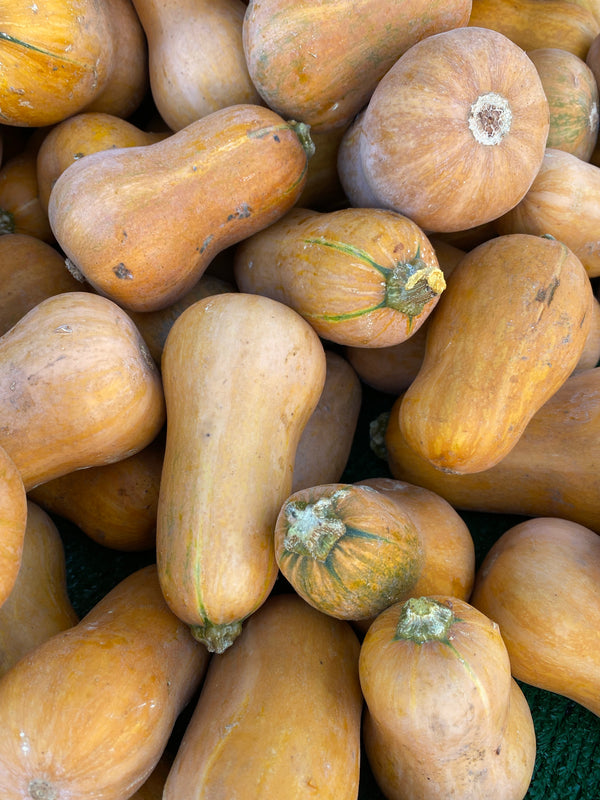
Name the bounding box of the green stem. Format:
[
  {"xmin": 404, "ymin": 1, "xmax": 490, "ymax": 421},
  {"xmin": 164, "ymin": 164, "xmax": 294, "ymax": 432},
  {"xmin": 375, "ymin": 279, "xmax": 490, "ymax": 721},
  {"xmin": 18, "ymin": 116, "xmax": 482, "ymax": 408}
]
[
  {"xmin": 0, "ymin": 208, "xmax": 15, "ymax": 235},
  {"xmin": 385, "ymin": 254, "xmax": 446, "ymax": 320},
  {"xmin": 190, "ymin": 619, "xmax": 243, "ymax": 654},
  {"xmin": 283, "ymin": 488, "xmax": 350, "ymax": 561},
  {"xmin": 287, "ymin": 119, "xmax": 316, "ymax": 159}
]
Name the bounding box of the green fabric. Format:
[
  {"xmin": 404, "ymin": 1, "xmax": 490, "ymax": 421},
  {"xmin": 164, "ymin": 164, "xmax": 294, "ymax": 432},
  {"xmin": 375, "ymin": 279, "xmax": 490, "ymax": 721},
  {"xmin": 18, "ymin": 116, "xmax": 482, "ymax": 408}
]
[{"xmin": 57, "ymin": 381, "xmax": 600, "ymax": 799}]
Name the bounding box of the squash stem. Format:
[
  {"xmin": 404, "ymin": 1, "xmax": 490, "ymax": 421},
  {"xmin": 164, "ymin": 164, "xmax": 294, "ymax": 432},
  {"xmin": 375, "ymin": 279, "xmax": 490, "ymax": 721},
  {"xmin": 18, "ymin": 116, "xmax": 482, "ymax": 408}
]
[
  {"xmin": 287, "ymin": 120, "xmax": 316, "ymax": 159},
  {"xmin": 283, "ymin": 488, "xmax": 349, "ymax": 561},
  {"xmin": 385, "ymin": 254, "xmax": 445, "ymax": 321},
  {"xmin": 394, "ymin": 596, "xmax": 455, "ymax": 643},
  {"xmin": 0, "ymin": 207, "xmax": 15, "ymax": 235},
  {"xmin": 190, "ymin": 620, "xmax": 243, "ymax": 654}
]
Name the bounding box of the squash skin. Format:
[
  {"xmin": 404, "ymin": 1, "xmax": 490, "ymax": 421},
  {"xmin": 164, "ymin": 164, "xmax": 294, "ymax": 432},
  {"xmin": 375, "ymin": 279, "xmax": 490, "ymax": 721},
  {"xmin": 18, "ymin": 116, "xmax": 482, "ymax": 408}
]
[
  {"xmin": 274, "ymin": 482, "xmax": 425, "ymax": 621},
  {"xmin": 0, "ymin": 564, "xmax": 209, "ymax": 799},
  {"xmin": 399, "ymin": 233, "xmax": 593, "ymax": 474},
  {"xmin": 359, "ymin": 596, "xmax": 536, "ymax": 800},
  {"xmin": 0, "ymin": 445, "xmax": 27, "ymax": 610},
  {"xmin": 385, "ymin": 367, "xmax": 600, "ymax": 533},
  {"xmin": 471, "ymin": 517, "xmax": 600, "ymax": 717},
  {"xmin": 163, "ymin": 592, "xmax": 363, "ymax": 800},
  {"xmin": 48, "ymin": 104, "xmax": 312, "ymax": 312},
  {"xmin": 0, "ymin": 500, "xmax": 78, "ymax": 676},
  {"xmin": 234, "ymin": 206, "xmax": 446, "ymax": 347},
  {"xmin": 0, "ymin": 150, "xmax": 53, "ymax": 243},
  {"xmin": 243, "ymin": 0, "xmax": 473, "ymax": 133},
  {"xmin": 156, "ymin": 293, "xmax": 326, "ymax": 652},
  {"xmin": 359, "ymin": 26, "xmax": 550, "ymax": 233},
  {"xmin": 0, "ymin": 291, "xmax": 166, "ymax": 491}
]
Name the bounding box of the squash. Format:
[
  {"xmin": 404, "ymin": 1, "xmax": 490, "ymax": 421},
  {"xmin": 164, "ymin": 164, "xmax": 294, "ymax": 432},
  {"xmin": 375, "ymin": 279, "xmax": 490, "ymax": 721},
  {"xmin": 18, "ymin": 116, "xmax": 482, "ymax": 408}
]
[
  {"xmin": 163, "ymin": 591, "xmax": 363, "ymax": 800},
  {"xmin": 234, "ymin": 206, "xmax": 446, "ymax": 348},
  {"xmin": 243, "ymin": 0, "xmax": 473, "ymax": 133},
  {"xmin": 359, "ymin": 595, "xmax": 536, "ymax": 800},
  {"xmin": 357, "ymin": 477, "xmax": 475, "ymax": 602},
  {"xmin": 131, "ymin": 753, "xmax": 173, "ymax": 800},
  {"xmin": 36, "ymin": 111, "xmax": 168, "ymax": 215},
  {"xmin": 468, "ymin": 0, "xmax": 600, "ymax": 59},
  {"xmin": 578, "ymin": 293, "xmax": 600, "ymax": 370},
  {"xmin": 528, "ymin": 47, "xmax": 599, "ymax": 161},
  {"xmin": 156, "ymin": 292, "xmax": 326, "ymax": 652},
  {"xmin": 296, "ymin": 124, "xmax": 349, "ymax": 212},
  {"xmin": 0, "ymin": 500, "xmax": 78, "ymax": 677},
  {"xmin": 48, "ymin": 104, "xmax": 314, "ymax": 312},
  {"xmin": 0, "ymin": 445, "xmax": 27, "ymax": 609},
  {"xmin": 471, "ymin": 516, "xmax": 600, "ymax": 717},
  {"xmin": 82, "ymin": 0, "xmax": 149, "ymax": 120},
  {"xmin": 0, "ymin": 150, "xmax": 53, "ymax": 242},
  {"xmin": 398, "ymin": 233, "xmax": 593, "ymax": 474},
  {"xmin": 0, "ymin": 0, "xmax": 115, "ymax": 127},
  {"xmin": 292, "ymin": 350, "xmax": 362, "ymax": 493},
  {"xmin": 0, "ymin": 233, "xmax": 83, "ymax": 336},
  {"xmin": 384, "ymin": 366, "xmax": 600, "ymax": 533},
  {"xmin": 0, "ymin": 564, "xmax": 209, "ymax": 798},
  {"xmin": 0, "ymin": 291, "xmax": 166, "ymax": 491},
  {"xmin": 496, "ymin": 148, "xmax": 600, "ymax": 278},
  {"xmin": 337, "ymin": 109, "xmax": 381, "ymax": 209},
  {"xmin": 29, "ymin": 436, "xmax": 164, "ymax": 552},
  {"xmin": 273, "ymin": 482, "xmax": 425, "ymax": 621},
  {"xmin": 132, "ymin": 0, "xmax": 263, "ymax": 131},
  {"xmin": 357, "ymin": 26, "xmax": 549, "ymax": 233}
]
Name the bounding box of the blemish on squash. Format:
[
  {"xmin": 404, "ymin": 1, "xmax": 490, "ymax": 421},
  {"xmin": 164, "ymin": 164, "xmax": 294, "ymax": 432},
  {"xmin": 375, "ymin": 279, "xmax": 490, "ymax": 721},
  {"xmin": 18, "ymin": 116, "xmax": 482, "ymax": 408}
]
[
  {"xmin": 64, "ymin": 257, "xmax": 86, "ymax": 282},
  {"xmin": 227, "ymin": 203, "xmax": 252, "ymax": 221},
  {"xmin": 536, "ymin": 277, "xmax": 560, "ymax": 305},
  {"xmin": 28, "ymin": 780, "xmax": 57, "ymax": 800},
  {"xmin": 113, "ymin": 262, "xmax": 133, "ymax": 280},
  {"xmin": 54, "ymin": 324, "xmax": 72, "ymax": 334}
]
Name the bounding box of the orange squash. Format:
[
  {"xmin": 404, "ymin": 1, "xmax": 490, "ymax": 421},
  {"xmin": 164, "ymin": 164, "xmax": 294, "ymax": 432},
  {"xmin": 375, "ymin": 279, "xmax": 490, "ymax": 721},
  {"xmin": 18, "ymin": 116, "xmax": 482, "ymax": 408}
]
[
  {"xmin": 36, "ymin": 111, "xmax": 168, "ymax": 215},
  {"xmin": 163, "ymin": 592, "xmax": 363, "ymax": 800},
  {"xmin": 468, "ymin": 0, "xmax": 600, "ymax": 59},
  {"xmin": 292, "ymin": 350, "xmax": 362, "ymax": 493},
  {"xmin": 399, "ymin": 233, "xmax": 593, "ymax": 473},
  {"xmin": 0, "ymin": 564, "xmax": 209, "ymax": 798},
  {"xmin": 243, "ymin": 0, "xmax": 472, "ymax": 132},
  {"xmin": 357, "ymin": 26, "xmax": 549, "ymax": 233},
  {"xmin": 274, "ymin": 482, "xmax": 425, "ymax": 621},
  {"xmin": 496, "ymin": 148, "xmax": 600, "ymax": 278},
  {"xmin": 0, "ymin": 150, "xmax": 53, "ymax": 242},
  {"xmin": 0, "ymin": 445, "xmax": 27, "ymax": 609},
  {"xmin": 0, "ymin": 500, "xmax": 78, "ymax": 676},
  {"xmin": 471, "ymin": 516, "xmax": 600, "ymax": 717},
  {"xmin": 0, "ymin": 233, "xmax": 83, "ymax": 336},
  {"xmin": 132, "ymin": 0, "xmax": 263, "ymax": 131},
  {"xmin": 528, "ymin": 47, "xmax": 599, "ymax": 161},
  {"xmin": 296, "ymin": 124, "xmax": 348, "ymax": 212},
  {"xmin": 0, "ymin": 291, "xmax": 165, "ymax": 490},
  {"xmin": 384, "ymin": 367, "xmax": 600, "ymax": 533},
  {"xmin": 131, "ymin": 753, "xmax": 173, "ymax": 800},
  {"xmin": 157, "ymin": 293, "xmax": 326, "ymax": 652},
  {"xmin": 360, "ymin": 596, "xmax": 536, "ymax": 800},
  {"xmin": 234, "ymin": 206, "xmax": 446, "ymax": 347},
  {"xmin": 0, "ymin": 0, "xmax": 115, "ymax": 127},
  {"xmin": 29, "ymin": 436, "xmax": 164, "ymax": 552},
  {"xmin": 48, "ymin": 104, "xmax": 313, "ymax": 312}
]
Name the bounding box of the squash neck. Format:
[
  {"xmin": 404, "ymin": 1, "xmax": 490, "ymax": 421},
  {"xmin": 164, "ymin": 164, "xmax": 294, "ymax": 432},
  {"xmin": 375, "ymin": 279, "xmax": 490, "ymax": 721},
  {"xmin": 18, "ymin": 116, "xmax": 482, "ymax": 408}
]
[
  {"xmin": 394, "ymin": 596, "xmax": 455, "ymax": 643},
  {"xmin": 282, "ymin": 488, "xmax": 350, "ymax": 561}
]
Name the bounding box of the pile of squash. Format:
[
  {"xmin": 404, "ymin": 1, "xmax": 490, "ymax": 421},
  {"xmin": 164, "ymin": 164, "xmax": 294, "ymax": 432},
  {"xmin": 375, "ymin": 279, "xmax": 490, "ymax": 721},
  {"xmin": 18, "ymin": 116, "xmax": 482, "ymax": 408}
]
[{"xmin": 0, "ymin": 0, "xmax": 598, "ymax": 798}]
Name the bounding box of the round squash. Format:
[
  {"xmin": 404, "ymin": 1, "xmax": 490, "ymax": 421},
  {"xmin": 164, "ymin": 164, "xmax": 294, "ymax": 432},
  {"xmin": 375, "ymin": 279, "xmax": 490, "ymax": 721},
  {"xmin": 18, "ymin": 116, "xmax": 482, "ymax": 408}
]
[
  {"xmin": 359, "ymin": 595, "xmax": 536, "ymax": 800},
  {"xmin": 48, "ymin": 104, "xmax": 313, "ymax": 312},
  {"xmin": 358, "ymin": 26, "xmax": 550, "ymax": 232}
]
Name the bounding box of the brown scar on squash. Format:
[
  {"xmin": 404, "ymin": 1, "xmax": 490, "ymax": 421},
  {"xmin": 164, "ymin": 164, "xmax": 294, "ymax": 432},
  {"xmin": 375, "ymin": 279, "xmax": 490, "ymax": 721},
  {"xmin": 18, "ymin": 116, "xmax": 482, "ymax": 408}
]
[
  {"xmin": 113, "ymin": 263, "xmax": 133, "ymax": 280},
  {"xmin": 536, "ymin": 277, "xmax": 560, "ymax": 304}
]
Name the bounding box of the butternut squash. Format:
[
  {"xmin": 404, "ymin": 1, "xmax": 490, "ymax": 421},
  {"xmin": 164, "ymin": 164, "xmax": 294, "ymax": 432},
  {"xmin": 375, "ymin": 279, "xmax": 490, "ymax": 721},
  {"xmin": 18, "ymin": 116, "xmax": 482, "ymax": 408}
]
[
  {"xmin": 157, "ymin": 293, "xmax": 326, "ymax": 652},
  {"xmin": 0, "ymin": 445, "xmax": 27, "ymax": 609},
  {"xmin": 0, "ymin": 150, "xmax": 53, "ymax": 242}
]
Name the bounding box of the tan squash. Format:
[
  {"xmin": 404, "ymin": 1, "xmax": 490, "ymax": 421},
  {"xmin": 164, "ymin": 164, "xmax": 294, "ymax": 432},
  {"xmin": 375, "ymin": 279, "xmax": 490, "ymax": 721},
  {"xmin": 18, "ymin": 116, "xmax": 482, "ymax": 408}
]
[
  {"xmin": 234, "ymin": 206, "xmax": 446, "ymax": 347},
  {"xmin": 471, "ymin": 516, "xmax": 600, "ymax": 717},
  {"xmin": 48, "ymin": 104, "xmax": 313, "ymax": 312},
  {"xmin": 0, "ymin": 233, "xmax": 83, "ymax": 336},
  {"xmin": 163, "ymin": 592, "xmax": 363, "ymax": 800},
  {"xmin": 157, "ymin": 293, "xmax": 326, "ymax": 652},
  {"xmin": 399, "ymin": 233, "xmax": 593, "ymax": 474},
  {"xmin": 358, "ymin": 26, "xmax": 550, "ymax": 233},
  {"xmin": 36, "ymin": 111, "xmax": 168, "ymax": 215},
  {"xmin": 292, "ymin": 350, "xmax": 362, "ymax": 493},
  {"xmin": 243, "ymin": 0, "xmax": 472, "ymax": 132},
  {"xmin": 496, "ymin": 148, "xmax": 600, "ymax": 278},
  {"xmin": 337, "ymin": 109, "xmax": 382, "ymax": 208},
  {"xmin": 296, "ymin": 124, "xmax": 348, "ymax": 212},
  {"xmin": 468, "ymin": 0, "xmax": 600, "ymax": 59},
  {"xmin": 29, "ymin": 436, "xmax": 164, "ymax": 552},
  {"xmin": 578, "ymin": 293, "xmax": 600, "ymax": 370},
  {"xmin": 0, "ymin": 0, "xmax": 115, "ymax": 127},
  {"xmin": 360, "ymin": 596, "xmax": 536, "ymax": 800},
  {"xmin": 0, "ymin": 564, "xmax": 209, "ymax": 798},
  {"xmin": 528, "ymin": 47, "xmax": 599, "ymax": 161},
  {"xmin": 384, "ymin": 367, "xmax": 600, "ymax": 533},
  {"xmin": 0, "ymin": 150, "xmax": 53, "ymax": 242},
  {"xmin": 0, "ymin": 291, "xmax": 166, "ymax": 491},
  {"xmin": 132, "ymin": 0, "xmax": 262, "ymax": 131},
  {"xmin": 0, "ymin": 500, "xmax": 78, "ymax": 677},
  {"xmin": 274, "ymin": 483, "xmax": 425, "ymax": 621},
  {"xmin": 0, "ymin": 445, "xmax": 27, "ymax": 609}
]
